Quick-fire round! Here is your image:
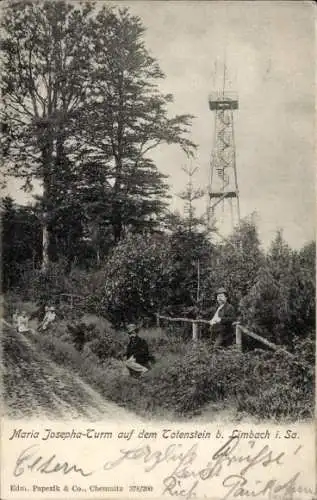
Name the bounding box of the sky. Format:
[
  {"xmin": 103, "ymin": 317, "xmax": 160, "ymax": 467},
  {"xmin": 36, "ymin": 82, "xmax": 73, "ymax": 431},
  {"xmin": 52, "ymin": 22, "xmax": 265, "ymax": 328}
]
[{"xmin": 5, "ymin": 0, "xmax": 315, "ymax": 249}]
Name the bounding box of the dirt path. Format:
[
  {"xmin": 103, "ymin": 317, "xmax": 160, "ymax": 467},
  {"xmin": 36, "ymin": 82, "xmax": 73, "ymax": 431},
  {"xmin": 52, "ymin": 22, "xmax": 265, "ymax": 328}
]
[
  {"xmin": 3, "ymin": 321, "xmax": 143, "ymax": 422},
  {"xmin": 50, "ymin": 361, "xmax": 143, "ymax": 421}
]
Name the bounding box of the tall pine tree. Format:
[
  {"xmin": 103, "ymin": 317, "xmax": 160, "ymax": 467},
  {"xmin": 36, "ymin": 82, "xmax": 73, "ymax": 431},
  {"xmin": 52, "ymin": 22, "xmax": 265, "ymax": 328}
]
[{"xmin": 75, "ymin": 7, "xmax": 196, "ymax": 241}]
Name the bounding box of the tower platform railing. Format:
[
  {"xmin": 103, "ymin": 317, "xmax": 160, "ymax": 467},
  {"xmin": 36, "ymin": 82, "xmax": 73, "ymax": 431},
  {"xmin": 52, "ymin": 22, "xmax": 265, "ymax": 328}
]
[{"xmin": 209, "ymin": 90, "xmax": 239, "ymax": 110}]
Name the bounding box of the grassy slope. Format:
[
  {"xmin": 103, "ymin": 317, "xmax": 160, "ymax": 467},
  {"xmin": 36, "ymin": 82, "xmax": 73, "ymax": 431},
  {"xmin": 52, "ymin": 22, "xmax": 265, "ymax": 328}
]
[
  {"xmin": 2, "ymin": 324, "xmax": 138, "ymax": 421},
  {"xmin": 3, "ymin": 320, "xmax": 314, "ymax": 423}
]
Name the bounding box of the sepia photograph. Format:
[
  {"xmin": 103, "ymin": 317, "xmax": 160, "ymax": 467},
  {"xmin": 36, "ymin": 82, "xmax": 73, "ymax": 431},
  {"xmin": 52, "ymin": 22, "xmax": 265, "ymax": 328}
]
[{"xmin": 1, "ymin": 1, "xmax": 315, "ymax": 498}]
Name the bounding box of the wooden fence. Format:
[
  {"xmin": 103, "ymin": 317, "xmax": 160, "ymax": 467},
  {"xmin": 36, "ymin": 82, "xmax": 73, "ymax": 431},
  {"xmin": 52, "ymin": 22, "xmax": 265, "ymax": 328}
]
[
  {"xmin": 56, "ymin": 293, "xmax": 85, "ymax": 309},
  {"xmin": 155, "ymin": 313, "xmax": 294, "ymax": 357},
  {"xmin": 155, "ymin": 313, "xmax": 210, "ymax": 341}
]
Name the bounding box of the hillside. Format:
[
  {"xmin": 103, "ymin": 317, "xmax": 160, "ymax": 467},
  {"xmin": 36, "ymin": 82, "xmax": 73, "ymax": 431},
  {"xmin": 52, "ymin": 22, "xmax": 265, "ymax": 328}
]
[
  {"xmin": 2, "ymin": 318, "xmax": 314, "ymax": 423},
  {"xmin": 2, "ymin": 323, "xmax": 139, "ymax": 421}
]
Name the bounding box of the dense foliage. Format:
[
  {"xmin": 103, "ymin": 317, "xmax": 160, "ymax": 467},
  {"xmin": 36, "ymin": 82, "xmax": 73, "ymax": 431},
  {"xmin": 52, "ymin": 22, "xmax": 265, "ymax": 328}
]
[
  {"xmin": 240, "ymin": 234, "xmax": 315, "ymax": 347},
  {"xmin": 5, "ymin": 212, "xmax": 315, "ymax": 349},
  {"xmin": 101, "ymin": 233, "xmax": 172, "ymax": 324},
  {"xmin": 5, "ymin": 321, "xmax": 312, "ymax": 421},
  {"xmin": 1, "ymin": 1, "xmax": 195, "ymax": 269},
  {"xmin": 2, "ymin": 197, "xmax": 42, "ymax": 291}
]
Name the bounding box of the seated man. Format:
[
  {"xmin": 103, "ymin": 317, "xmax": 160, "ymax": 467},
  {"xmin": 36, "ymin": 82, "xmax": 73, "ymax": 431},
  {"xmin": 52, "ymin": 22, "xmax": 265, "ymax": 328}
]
[
  {"xmin": 38, "ymin": 306, "xmax": 56, "ymax": 331},
  {"xmin": 125, "ymin": 324, "xmax": 153, "ymax": 377},
  {"xmin": 209, "ymin": 287, "xmax": 236, "ymax": 347}
]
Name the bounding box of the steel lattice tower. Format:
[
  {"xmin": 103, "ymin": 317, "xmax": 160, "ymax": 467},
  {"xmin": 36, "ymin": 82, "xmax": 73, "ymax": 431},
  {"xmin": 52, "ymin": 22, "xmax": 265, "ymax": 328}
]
[{"xmin": 207, "ymin": 82, "xmax": 241, "ymax": 232}]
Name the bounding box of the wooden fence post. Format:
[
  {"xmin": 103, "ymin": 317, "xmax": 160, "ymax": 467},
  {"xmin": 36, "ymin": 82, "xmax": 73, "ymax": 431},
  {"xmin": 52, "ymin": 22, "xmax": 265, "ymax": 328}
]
[
  {"xmin": 235, "ymin": 323, "xmax": 242, "ymax": 350},
  {"xmin": 156, "ymin": 314, "xmax": 160, "ymax": 328},
  {"xmin": 192, "ymin": 322, "xmax": 198, "ymax": 341}
]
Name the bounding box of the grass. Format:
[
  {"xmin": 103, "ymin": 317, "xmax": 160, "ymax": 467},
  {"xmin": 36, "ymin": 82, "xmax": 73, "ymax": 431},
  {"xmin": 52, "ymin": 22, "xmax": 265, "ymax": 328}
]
[{"xmin": 2, "ymin": 307, "xmax": 315, "ymax": 422}]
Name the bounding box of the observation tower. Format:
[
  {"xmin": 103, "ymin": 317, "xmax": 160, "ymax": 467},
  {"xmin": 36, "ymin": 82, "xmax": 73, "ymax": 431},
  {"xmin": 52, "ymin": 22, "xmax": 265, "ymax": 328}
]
[{"xmin": 207, "ymin": 70, "xmax": 240, "ymax": 232}]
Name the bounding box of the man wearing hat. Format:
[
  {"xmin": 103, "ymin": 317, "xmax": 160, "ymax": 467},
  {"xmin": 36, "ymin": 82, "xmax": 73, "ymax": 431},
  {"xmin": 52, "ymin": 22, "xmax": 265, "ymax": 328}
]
[
  {"xmin": 38, "ymin": 305, "xmax": 56, "ymax": 331},
  {"xmin": 209, "ymin": 287, "xmax": 236, "ymax": 347},
  {"xmin": 125, "ymin": 324, "xmax": 152, "ymax": 376}
]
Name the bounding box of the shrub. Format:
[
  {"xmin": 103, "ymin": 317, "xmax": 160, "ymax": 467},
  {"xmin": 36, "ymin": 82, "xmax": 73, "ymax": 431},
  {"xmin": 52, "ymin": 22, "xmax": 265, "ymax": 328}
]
[
  {"xmin": 205, "ymin": 217, "xmax": 264, "ymax": 311},
  {"xmin": 96, "ymin": 339, "xmax": 314, "ymax": 421},
  {"xmin": 138, "ymin": 327, "xmax": 188, "ymax": 357},
  {"xmin": 87, "ymin": 331, "xmax": 126, "ymax": 361},
  {"xmin": 240, "ymin": 236, "xmax": 315, "ymax": 346},
  {"xmin": 101, "ymin": 233, "xmax": 173, "ymax": 325},
  {"xmin": 33, "ymin": 333, "xmax": 95, "ymax": 370},
  {"xmin": 47, "ymin": 313, "xmax": 126, "ymax": 360}
]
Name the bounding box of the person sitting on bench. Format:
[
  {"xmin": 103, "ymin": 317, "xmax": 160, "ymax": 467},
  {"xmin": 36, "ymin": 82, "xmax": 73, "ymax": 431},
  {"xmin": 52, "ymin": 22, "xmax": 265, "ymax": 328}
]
[{"xmin": 125, "ymin": 324, "xmax": 153, "ymax": 376}]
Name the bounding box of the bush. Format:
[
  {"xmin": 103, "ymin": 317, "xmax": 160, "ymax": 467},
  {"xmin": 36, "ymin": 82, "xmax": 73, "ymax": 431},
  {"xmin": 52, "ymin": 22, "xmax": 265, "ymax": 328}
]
[
  {"xmin": 86, "ymin": 336, "xmax": 313, "ymax": 421},
  {"xmin": 99, "ymin": 338, "xmax": 314, "ymax": 420},
  {"xmin": 45, "ymin": 313, "xmax": 126, "ymax": 360},
  {"xmin": 235, "ymin": 352, "xmax": 314, "ymax": 420},
  {"xmin": 138, "ymin": 327, "xmax": 188, "ymax": 357},
  {"xmin": 101, "ymin": 233, "xmax": 173, "ymax": 325},
  {"xmin": 87, "ymin": 331, "xmax": 126, "ymax": 361},
  {"xmin": 204, "ymin": 217, "xmax": 264, "ymax": 312},
  {"xmin": 33, "ymin": 333, "xmax": 100, "ymax": 370},
  {"xmin": 239, "ymin": 236, "xmax": 315, "ymax": 346},
  {"xmin": 17, "ymin": 260, "xmax": 69, "ymax": 303}
]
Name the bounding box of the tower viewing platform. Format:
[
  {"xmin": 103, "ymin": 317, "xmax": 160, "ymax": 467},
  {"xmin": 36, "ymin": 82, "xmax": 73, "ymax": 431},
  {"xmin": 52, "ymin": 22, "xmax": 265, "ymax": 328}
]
[{"xmin": 208, "ymin": 90, "xmax": 239, "ymax": 110}]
